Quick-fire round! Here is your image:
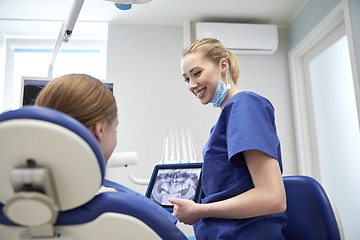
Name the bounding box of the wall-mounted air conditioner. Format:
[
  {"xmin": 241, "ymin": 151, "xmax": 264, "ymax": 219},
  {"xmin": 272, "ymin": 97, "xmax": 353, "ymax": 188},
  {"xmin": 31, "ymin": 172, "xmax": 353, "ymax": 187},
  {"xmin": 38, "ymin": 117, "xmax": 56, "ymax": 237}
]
[{"xmin": 195, "ymin": 22, "xmax": 278, "ymax": 55}]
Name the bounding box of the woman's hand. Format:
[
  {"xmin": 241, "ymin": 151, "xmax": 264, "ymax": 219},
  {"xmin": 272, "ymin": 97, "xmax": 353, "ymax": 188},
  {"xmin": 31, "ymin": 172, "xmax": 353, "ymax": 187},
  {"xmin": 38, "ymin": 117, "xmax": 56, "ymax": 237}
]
[{"xmin": 168, "ymin": 198, "xmax": 204, "ymax": 225}]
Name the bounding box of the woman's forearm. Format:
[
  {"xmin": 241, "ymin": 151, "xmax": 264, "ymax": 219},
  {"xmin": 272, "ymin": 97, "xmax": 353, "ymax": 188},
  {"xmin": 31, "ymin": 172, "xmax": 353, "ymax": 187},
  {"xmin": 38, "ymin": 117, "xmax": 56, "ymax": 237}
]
[{"xmin": 198, "ymin": 186, "xmax": 286, "ymax": 220}]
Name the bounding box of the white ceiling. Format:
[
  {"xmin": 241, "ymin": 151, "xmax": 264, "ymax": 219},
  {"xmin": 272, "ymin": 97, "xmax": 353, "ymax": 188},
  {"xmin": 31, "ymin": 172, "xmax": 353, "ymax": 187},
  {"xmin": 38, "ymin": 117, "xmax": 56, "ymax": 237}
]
[{"xmin": 0, "ymin": 0, "xmax": 307, "ymax": 28}]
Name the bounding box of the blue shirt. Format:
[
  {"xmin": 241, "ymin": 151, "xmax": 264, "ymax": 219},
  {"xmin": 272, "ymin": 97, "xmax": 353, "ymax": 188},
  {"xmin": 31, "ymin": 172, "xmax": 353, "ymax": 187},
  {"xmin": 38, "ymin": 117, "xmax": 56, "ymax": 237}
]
[{"xmin": 193, "ymin": 91, "xmax": 287, "ymax": 240}]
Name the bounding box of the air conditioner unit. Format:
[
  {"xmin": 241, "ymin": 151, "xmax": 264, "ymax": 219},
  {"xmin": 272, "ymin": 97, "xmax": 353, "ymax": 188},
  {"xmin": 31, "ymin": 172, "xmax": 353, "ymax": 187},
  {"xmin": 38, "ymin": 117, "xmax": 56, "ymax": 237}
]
[{"xmin": 195, "ymin": 22, "xmax": 278, "ymax": 55}]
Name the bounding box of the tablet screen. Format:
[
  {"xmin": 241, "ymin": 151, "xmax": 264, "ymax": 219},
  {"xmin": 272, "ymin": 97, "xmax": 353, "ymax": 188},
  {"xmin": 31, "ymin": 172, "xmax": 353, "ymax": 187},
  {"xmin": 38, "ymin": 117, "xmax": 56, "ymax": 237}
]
[{"xmin": 145, "ymin": 163, "xmax": 202, "ymax": 211}]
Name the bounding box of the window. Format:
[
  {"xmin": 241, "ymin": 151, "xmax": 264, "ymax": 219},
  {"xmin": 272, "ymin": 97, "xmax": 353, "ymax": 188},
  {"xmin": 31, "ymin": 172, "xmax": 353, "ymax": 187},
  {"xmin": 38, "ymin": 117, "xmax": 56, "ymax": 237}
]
[{"xmin": 4, "ymin": 38, "xmax": 107, "ymax": 111}]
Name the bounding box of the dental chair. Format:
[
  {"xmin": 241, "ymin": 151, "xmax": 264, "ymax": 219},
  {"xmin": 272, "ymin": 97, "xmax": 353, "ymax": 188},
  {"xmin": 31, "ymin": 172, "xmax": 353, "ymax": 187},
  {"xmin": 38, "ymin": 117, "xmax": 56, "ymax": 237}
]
[
  {"xmin": 282, "ymin": 175, "xmax": 344, "ymax": 240},
  {"xmin": 0, "ymin": 106, "xmax": 187, "ymax": 240}
]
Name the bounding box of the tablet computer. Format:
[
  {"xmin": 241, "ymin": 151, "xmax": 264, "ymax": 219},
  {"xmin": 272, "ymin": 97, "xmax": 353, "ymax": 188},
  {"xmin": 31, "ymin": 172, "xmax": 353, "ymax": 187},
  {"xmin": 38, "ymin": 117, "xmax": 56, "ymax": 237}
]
[{"xmin": 145, "ymin": 163, "xmax": 203, "ymax": 212}]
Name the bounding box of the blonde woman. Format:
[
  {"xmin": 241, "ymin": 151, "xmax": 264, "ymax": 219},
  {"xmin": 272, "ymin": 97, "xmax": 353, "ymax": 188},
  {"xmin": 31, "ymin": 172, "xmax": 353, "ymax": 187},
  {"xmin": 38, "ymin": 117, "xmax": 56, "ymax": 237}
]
[{"xmin": 169, "ymin": 38, "xmax": 287, "ymax": 239}]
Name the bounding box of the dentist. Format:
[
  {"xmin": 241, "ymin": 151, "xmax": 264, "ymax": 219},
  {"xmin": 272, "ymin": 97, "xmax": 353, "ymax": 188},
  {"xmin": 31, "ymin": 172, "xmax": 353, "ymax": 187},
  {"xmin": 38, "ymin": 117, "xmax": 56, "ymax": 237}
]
[{"xmin": 169, "ymin": 38, "xmax": 287, "ymax": 240}]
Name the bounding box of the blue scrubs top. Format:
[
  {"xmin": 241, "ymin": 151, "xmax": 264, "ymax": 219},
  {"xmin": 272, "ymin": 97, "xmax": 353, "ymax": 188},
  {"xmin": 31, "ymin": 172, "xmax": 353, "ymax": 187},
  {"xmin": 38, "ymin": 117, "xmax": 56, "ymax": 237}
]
[{"xmin": 193, "ymin": 91, "xmax": 287, "ymax": 240}]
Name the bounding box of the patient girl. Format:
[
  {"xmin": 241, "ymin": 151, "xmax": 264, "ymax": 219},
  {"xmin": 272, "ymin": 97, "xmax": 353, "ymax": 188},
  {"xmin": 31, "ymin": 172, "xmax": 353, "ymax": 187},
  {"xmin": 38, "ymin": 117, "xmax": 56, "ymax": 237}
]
[
  {"xmin": 35, "ymin": 73, "xmax": 180, "ymax": 230},
  {"xmin": 35, "ymin": 73, "xmax": 118, "ymax": 163}
]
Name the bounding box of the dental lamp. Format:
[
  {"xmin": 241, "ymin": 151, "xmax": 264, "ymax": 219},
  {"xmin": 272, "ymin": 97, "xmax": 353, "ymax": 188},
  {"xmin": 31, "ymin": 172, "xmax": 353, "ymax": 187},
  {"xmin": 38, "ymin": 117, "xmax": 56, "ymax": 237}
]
[
  {"xmin": 48, "ymin": 0, "xmax": 152, "ymax": 77},
  {"xmin": 104, "ymin": 0, "xmax": 152, "ymax": 10},
  {"xmin": 48, "ymin": 0, "xmax": 84, "ymax": 78},
  {"xmin": 63, "ymin": 0, "xmax": 84, "ymax": 42}
]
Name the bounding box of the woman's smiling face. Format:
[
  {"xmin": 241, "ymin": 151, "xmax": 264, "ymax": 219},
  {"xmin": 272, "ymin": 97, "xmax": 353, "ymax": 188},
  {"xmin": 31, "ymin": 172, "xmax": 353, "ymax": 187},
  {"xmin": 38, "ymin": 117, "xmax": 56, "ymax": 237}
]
[{"xmin": 182, "ymin": 52, "xmax": 220, "ymax": 105}]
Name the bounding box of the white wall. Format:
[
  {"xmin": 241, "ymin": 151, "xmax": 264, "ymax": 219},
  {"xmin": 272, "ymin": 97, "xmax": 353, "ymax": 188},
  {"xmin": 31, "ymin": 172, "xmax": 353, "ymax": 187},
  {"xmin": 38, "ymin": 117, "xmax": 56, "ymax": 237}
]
[
  {"xmin": 105, "ymin": 24, "xmax": 218, "ymax": 194},
  {"xmin": 0, "ymin": 22, "xmax": 8, "ymax": 111},
  {"xmin": 235, "ymin": 28, "xmax": 297, "ymax": 177},
  {"xmin": 105, "ymin": 25, "xmax": 298, "ymax": 195}
]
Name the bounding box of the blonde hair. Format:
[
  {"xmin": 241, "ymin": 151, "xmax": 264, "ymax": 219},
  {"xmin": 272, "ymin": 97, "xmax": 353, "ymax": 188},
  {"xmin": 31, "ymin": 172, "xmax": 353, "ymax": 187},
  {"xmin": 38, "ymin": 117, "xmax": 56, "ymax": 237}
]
[
  {"xmin": 183, "ymin": 38, "xmax": 240, "ymax": 84},
  {"xmin": 35, "ymin": 74, "xmax": 117, "ymax": 128}
]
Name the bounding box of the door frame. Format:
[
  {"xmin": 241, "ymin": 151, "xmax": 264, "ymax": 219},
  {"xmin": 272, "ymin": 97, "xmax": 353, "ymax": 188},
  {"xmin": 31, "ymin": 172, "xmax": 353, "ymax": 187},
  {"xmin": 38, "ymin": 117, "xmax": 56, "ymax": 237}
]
[{"xmin": 288, "ymin": 0, "xmax": 360, "ymax": 178}]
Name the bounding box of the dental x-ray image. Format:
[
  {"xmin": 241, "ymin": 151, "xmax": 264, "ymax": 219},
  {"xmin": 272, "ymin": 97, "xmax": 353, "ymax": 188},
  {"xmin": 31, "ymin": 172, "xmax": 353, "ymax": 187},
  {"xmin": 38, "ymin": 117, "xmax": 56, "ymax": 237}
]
[{"xmin": 149, "ymin": 168, "xmax": 201, "ymax": 206}]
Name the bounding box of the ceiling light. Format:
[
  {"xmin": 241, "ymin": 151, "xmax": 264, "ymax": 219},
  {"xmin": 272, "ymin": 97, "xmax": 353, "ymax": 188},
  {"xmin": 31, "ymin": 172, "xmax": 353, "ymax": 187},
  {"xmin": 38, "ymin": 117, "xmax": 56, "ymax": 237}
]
[
  {"xmin": 107, "ymin": 0, "xmax": 151, "ymax": 3},
  {"xmin": 105, "ymin": 0, "xmax": 151, "ymax": 10}
]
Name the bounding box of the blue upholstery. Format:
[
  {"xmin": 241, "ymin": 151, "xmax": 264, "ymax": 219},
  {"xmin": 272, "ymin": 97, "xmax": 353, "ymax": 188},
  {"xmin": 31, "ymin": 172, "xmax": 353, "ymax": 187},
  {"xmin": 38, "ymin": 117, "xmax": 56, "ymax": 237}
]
[
  {"xmin": 102, "ymin": 179, "xmax": 178, "ymax": 224},
  {"xmin": 0, "ymin": 192, "xmax": 185, "ymax": 240},
  {"xmin": 0, "ymin": 106, "xmax": 187, "ymax": 240},
  {"xmin": 282, "ymin": 176, "xmax": 342, "ymax": 240}
]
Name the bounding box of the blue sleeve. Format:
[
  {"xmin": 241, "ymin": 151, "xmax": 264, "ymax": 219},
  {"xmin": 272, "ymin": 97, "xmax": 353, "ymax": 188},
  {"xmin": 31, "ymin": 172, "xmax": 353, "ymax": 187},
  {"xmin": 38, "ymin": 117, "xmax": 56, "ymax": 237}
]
[{"xmin": 225, "ymin": 92, "xmax": 281, "ymax": 165}]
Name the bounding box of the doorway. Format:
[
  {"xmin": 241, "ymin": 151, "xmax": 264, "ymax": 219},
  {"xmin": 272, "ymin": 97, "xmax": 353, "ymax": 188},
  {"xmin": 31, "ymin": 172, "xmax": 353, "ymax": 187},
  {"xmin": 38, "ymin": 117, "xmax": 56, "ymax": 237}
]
[
  {"xmin": 289, "ymin": 6, "xmax": 360, "ymax": 239},
  {"xmin": 304, "ymin": 23, "xmax": 360, "ymax": 240}
]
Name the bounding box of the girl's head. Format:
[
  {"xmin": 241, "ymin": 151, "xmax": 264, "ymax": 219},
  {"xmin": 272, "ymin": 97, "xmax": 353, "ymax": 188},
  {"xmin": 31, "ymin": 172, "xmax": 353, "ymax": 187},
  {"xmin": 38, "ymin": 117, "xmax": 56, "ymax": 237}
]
[
  {"xmin": 181, "ymin": 38, "xmax": 239, "ymax": 107},
  {"xmin": 35, "ymin": 74, "xmax": 118, "ymax": 162}
]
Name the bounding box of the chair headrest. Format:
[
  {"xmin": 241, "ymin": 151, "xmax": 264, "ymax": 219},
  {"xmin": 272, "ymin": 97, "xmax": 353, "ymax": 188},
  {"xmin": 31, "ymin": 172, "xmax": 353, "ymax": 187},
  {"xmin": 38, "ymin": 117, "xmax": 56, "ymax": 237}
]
[{"xmin": 0, "ymin": 106, "xmax": 105, "ymax": 211}]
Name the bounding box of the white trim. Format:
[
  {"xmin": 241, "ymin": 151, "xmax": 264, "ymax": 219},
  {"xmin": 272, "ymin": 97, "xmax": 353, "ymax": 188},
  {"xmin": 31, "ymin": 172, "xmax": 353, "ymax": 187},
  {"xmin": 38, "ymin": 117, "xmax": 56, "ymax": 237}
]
[
  {"xmin": 288, "ymin": 1, "xmax": 349, "ymax": 178},
  {"xmin": 343, "ymin": 0, "xmax": 360, "ymax": 124},
  {"xmin": 182, "ymin": 20, "xmax": 192, "ymax": 49},
  {"xmin": 3, "ymin": 39, "xmax": 15, "ymax": 112},
  {"xmin": 302, "ymin": 22, "xmax": 346, "ymax": 179},
  {"xmin": 303, "ymin": 23, "xmax": 346, "ymax": 61}
]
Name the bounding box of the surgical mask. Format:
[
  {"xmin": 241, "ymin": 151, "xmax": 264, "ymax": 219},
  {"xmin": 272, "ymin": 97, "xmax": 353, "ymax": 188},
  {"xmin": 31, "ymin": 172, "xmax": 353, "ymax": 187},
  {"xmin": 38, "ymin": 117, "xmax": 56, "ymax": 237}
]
[{"xmin": 211, "ymin": 65, "xmax": 231, "ymax": 108}]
